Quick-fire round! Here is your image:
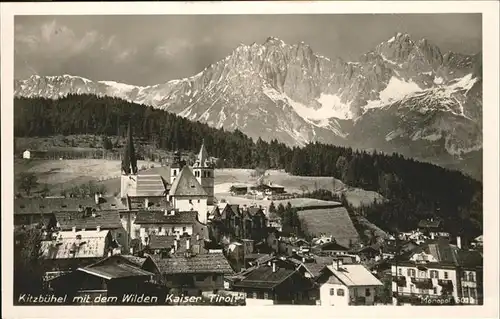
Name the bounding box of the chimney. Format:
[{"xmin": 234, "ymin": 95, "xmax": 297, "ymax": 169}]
[
  {"xmin": 272, "ymin": 261, "xmax": 277, "ymax": 273},
  {"xmin": 72, "ymin": 226, "xmax": 76, "ymax": 233},
  {"xmin": 96, "ymin": 226, "xmax": 101, "ymax": 232},
  {"xmin": 431, "ymin": 233, "xmax": 435, "ymax": 240},
  {"xmin": 196, "ymin": 233, "xmax": 200, "ymax": 241},
  {"xmin": 457, "ymin": 236, "xmax": 462, "ymax": 249},
  {"xmin": 95, "ymin": 193, "xmax": 100, "ymax": 205},
  {"xmin": 333, "ymin": 259, "xmax": 343, "ymax": 271},
  {"xmin": 174, "ymin": 239, "xmax": 178, "ymax": 251},
  {"xmin": 186, "ymin": 237, "xmax": 191, "ymax": 251}
]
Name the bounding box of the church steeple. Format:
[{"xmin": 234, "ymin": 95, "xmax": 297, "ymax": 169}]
[
  {"xmin": 121, "ymin": 122, "xmax": 138, "ymax": 175},
  {"xmin": 194, "ymin": 139, "xmax": 209, "ymax": 168}
]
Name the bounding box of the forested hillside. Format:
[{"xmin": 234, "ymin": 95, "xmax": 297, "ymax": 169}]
[{"xmin": 14, "ymin": 95, "xmax": 483, "ymax": 238}]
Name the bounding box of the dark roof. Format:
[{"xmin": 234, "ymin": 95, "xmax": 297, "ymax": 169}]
[
  {"xmin": 399, "ymin": 238, "xmax": 482, "ymax": 268},
  {"xmin": 247, "ymin": 207, "xmax": 264, "ymax": 217},
  {"xmin": 54, "ymin": 210, "xmax": 122, "ymax": 230},
  {"xmin": 120, "ymin": 255, "xmax": 148, "ymax": 267},
  {"xmin": 148, "ymin": 235, "xmax": 207, "ymax": 251},
  {"xmin": 152, "ymin": 252, "xmax": 234, "ymax": 275},
  {"xmin": 15, "ymin": 196, "xmax": 128, "ymax": 215},
  {"xmin": 418, "ymin": 219, "xmax": 442, "ymax": 228},
  {"xmin": 316, "ymin": 241, "xmax": 349, "ymax": 251},
  {"xmin": 168, "ymin": 166, "xmax": 207, "ymax": 197},
  {"xmin": 134, "ymin": 210, "xmax": 198, "ymax": 224},
  {"xmin": 79, "ymin": 263, "xmax": 154, "ymax": 279},
  {"xmin": 231, "ymin": 265, "xmax": 297, "ymax": 289},
  {"xmin": 303, "ymin": 263, "xmax": 327, "ymax": 277}
]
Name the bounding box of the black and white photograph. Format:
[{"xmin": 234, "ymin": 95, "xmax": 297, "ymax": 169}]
[{"xmin": 1, "ymin": 1, "xmax": 499, "ymax": 318}]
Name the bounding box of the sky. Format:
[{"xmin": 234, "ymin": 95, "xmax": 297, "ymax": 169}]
[{"xmin": 14, "ymin": 14, "xmax": 482, "ymax": 86}]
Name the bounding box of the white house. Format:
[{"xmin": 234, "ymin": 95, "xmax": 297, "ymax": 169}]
[
  {"xmin": 391, "ymin": 238, "xmax": 483, "ymax": 305},
  {"xmin": 23, "ymin": 150, "xmax": 31, "ymax": 159},
  {"xmin": 317, "ymin": 260, "xmax": 383, "ymax": 306}
]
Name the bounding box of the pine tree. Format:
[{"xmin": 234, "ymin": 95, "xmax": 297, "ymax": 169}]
[{"xmin": 121, "ymin": 122, "xmax": 138, "ymax": 174}]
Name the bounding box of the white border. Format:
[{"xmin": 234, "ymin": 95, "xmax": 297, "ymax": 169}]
[{"xmin": 1, "ymin": 2, "xmax": 499, "ymax": 319}]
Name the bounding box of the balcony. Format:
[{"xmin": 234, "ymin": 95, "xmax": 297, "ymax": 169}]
[
  {"xmin": 411, "ymin": 278, "xmax": 433, "ymax": 290},
  {"xmin": 438, "ymin": 279, "xmax": 454, "ymax": 292}
]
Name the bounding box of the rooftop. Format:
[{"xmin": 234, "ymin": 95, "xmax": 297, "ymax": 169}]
[
  {"xmin": 40, "ymin": 230, "xmax": 111, "ymax": 259},
  {"xmin": 14, "ymin": 196, "xmax": 128, "ymax": 215},
  {"xmin": 152, "ymin": 252, "xmax": 234, "ymax": 275},
  {"xmin": 231, "ymin": 264, "xmax": 296, "ymax": 289},
  {"xmin": 133, "ymin": 175, "xmax": 167, "ymax": 197},
  {"xmin": 169, "ymin": 166, "xmax": 207, "ymax": 197},
  {"xmin": 54, "ymin": 210, "xmax": 122, "ymax": 230},
  {"xmin": 324, "ymin": 264, "xmax": 383, "ymax": 287},
  {"xmin": 134, "ymin": 210, "xmax": 198, "ymax": 225},
  {"xmin": 78, "ymin": 262, "xmax": 154, "ymax": 280}
]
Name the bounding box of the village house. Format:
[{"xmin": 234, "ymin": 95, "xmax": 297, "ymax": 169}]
[
  {"xmin": 132, "ymin": 209, "xmax": 209, "ymax": 248},
  {"xmin": 316, "ymin": 260, "xmax": 384, "ymax": 306},
  {"xmin": 146, "ymin": 233, "xmax": 209, "ymax": 257},
  {"xmin": 417, "ymin": 218, "xmax": 450, "ymax": 239},
  {"xmin": 313, "ymin": 240, "xmax": 350, "ymax": 257},
  {"xmin": 278, "ymin": 237, "xmax": 310, "ymax": 256},
  {"xmin": 46, "ymin": 254, "xmax": 163, "ymax": 304},
  {"xmin": 391, "ymin": 237, "xmax": 483, "ymax": 305},
  {"xmin": 227, "ymin": 256, "xmax": 317, "ymax": 305},
  {"xmin": 39, "ymin": 229, "xmax": 119, "ymax": 281},
  {"xmin": 152, "ymin": 250, "xmax": 234, "ymax": 297}
]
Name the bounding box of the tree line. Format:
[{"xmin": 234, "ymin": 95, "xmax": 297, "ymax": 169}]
[{"xmin": 14, "ymin": 95, "xmax": 483, "ymax": 237}]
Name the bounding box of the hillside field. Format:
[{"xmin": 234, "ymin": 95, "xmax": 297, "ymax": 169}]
[{"xmin": 14, "ymin": 159, "xmax": 383, "ymax": 208}]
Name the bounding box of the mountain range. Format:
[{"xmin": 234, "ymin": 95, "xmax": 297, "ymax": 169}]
[{"xmin": 14, "ymin": 32, "xmax": 483, "ymax": 180}]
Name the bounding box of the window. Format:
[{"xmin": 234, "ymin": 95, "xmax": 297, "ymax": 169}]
[
  {"xmin": 365, "ymin": 288, "xmax": 371, "ymax": 297},
  {"xmin": 182, "ymin": 226, "xmax": 186, "ymax": 232},
  {"xmin": 337, "ymin": 289, "xmax": 345, "ymax": 296},
  {"xmin": 189, "ymin": 199, "xmax": 193, "ymax": 204},
  {"xmin": 212, "ymin": 275, "xmax": 217, "ymax": 282},
  {"xmin": 330, "ymin": 288, "xmax": 335, "ymax": 296},
  {"xmin": 468, "ymin": 272, "xmax": 475, "ymax": 282},
  {"xmin": 398, "ymin": 268, "xmax": 402, "ymax": 275},
  {"xmin": 433, "ymin": 287, "xmax": 437, "ymax": 294},
  {"xmin": 407, "ymin": 269, "xmax": 416, "ymax": 277},
  {"xmin": 470, "ymin": 288, "xmax": 476, "ymax": 299},
  {"xmin": 173, "ymin": 170, "xmax": 177, "ymax": 176},
  {"xmin": 430, "ymin": 270, "xmax": 439, "ymax": 279},
  {"xmin": 444, "ymin": 272, "xmax": 449, "ymax": 279},
  {"xmin": 198, "ymin": 199, "xmax": 200, "ymax": 203},
  {"xmin": 263, "ymin": 292, "xmax": 269, "ymax": 299},
  {"xmin": 463, "ymin": 287, "xmax": 470, "ymax": 297},
  {"xmin": 462, "ymin": 271, "xmax": 468, "ymax": 280}
]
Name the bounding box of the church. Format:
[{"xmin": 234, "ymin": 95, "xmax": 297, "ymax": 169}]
[{"xmin": 120, "ymin": 124, "xmax": 215, "ymax": 225}]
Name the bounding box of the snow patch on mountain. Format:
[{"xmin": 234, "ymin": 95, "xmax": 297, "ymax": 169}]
[
  {"xmin": 316, "ymin": 94, "xmax": 353, "ymax": 120},
  {"xmin": 100, "ymin": 81, "xmax": 142, "ymax": 92},
  {"xmin": 379, "ymin": 76, "xmax": 422, "ymax": 103}
]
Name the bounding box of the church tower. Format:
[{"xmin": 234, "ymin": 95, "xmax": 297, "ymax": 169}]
[
  {"xmin": 120, "ymin": 123, "xmax": 138, "ymax": 198},
  {"xmin": 170, "ymin": 150, "xmax": 184, "ymax": 185},
  {"xmin": 193, "ymin": 140, "xmax": 214, "ymax": 205}
]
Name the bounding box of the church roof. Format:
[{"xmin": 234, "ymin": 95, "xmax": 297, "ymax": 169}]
[
  {"xmin": 168, "ymin": 166, "xmax": 208, "ymax": 197},
  {"xmin": 193, "ymin": 142, "xmax": 210, "ymax": 168},
  {"xmin": 134, "ymin": 175, "xmax": 166, "ymax": 197}
]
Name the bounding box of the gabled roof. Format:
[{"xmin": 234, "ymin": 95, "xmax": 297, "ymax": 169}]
[
  {"xmin": 78, "ymin": 263, "xmax": 154, "ymax": 280},
  {"xmin": 15, "ymin": 196, "xmax": 128, "ymax": 215},
  {"xmin": 316, "ymin": 241, "xmax": 349, "ymax": 251},
  {"xmin": 324, "ymin": 264, "xmax": 383, "ymax": 287},
  {"xmin": 418, "ymin": 219, "xmax": 442, "ymax": 228},
  {"xmin": 247, "ymin": 207, "xmax": 265, "ymax": 217},
  {"xmin": 40, "ymin": 230, "xmax": 111, "ymax": 260},
  {"xmin": 231, "ymin": 264, "xmax": 297, "ymax": 289},
  {"xmin": 54, "ymin": 210, "xmax": 122, "ymax": 230},
  {"xmin": 134, "ymin": 210, "xmax": 198, "ymax": 225},
  {"xmin": 168, "ymin": 166, "xmax": 207, "ymax": 197},
  {"xmin": 152, "ymin": 252, "xmax": 233, "ymax": 275}
]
